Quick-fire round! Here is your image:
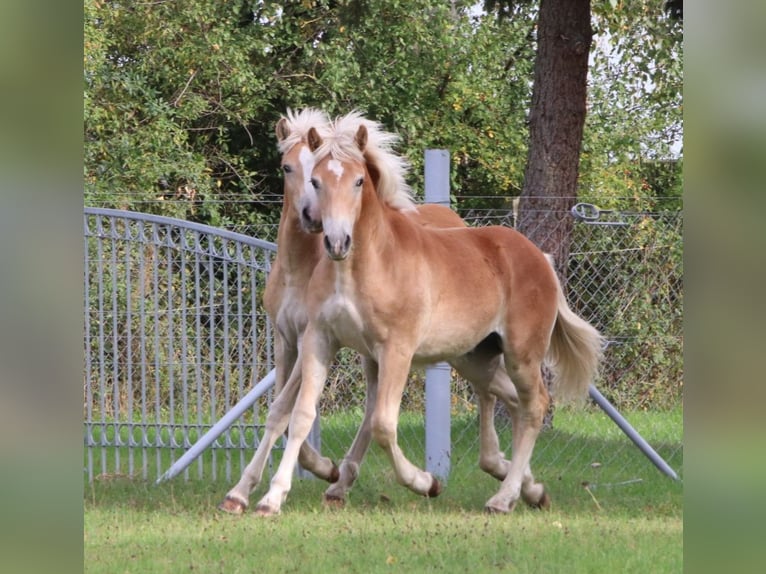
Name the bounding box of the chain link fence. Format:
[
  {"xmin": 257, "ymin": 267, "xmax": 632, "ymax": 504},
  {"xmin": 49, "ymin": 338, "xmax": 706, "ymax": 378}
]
[
  {"xmin": 84, "ymin": 198, "xmax": 683, "ymax": 487},
  {"xmin": 288, "ymin": 199, "xmax": 683, "ymax": 486}
]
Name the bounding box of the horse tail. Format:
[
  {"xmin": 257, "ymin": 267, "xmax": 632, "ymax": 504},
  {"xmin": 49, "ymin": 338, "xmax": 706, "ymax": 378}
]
[{"xmin": 546, "ymin": 267, "xmax": 604, "ymax": 404}]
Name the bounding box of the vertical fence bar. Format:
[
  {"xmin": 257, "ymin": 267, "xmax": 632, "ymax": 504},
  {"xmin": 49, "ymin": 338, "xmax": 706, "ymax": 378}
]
[
  {"xmin": 138, "ymin": 221, "xmax": 149, "ymax": 480},
  {"xmin": 235, "ymin": 242, "xmax": 245, "ymax": 473},
  {"xmin": 96, "ymin": 216, "xmax": 107, "ymax": 478},
  {"xmin": 179, "ymin": 230, "xmax": 190, "ymax": 481},
  {"xmin": 152, "ymin": 223, "xmax": 163, "ymax": 479},
  {"xmin": 194, "ymin": 232, "xmax": 204, "ymax": 479},
  {"xmin": 207, "ymin": 239, "xmax": 218, "ymax": 480},
  {"xmin": 164, "ymin": 230, "xmax": 175, "ymax": 473},
  {"xmin": 110, "ymin": 218, "xmax": 121, "ymax": 474},
  {"xmin": 221, "ymin": 239, "xmax": 232, "ymax": 482},
  {"xmin": 424, "ymin": 149, "xmax": 452, "ymax": 480},
  {"xmin": 124, "ymin": 220, "xmax": 134, "ymax": 478},
  {"xmin": 84, "ymin": 216, "xmax": 94, "ymax": 482}
]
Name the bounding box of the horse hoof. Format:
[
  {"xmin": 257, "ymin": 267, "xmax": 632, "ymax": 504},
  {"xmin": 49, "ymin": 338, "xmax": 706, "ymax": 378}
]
[
  {"xmin": 427, "ymin": 477, "xmax": 442, "ymax": 498},
  {"xmin": 530, "ymin": 491, "xmax": 551, "ymax": 510},
  {"xmin": 322, "ymin": 494, "xmax": 346, "ymax": 509},
  {"xmin": 328, "ymin": 463, "xmax": 341, "ymax": 484},
  {"xmin": 217, "ymin": 496, "xmax": 247, "ymax": 515},
  {"xmin": 253, "ymin": 504, "xmax": 279, "ymax": 517},
  {"xmin": 484, "ymin": 500, "xmax": 516, "ymax": 515}
]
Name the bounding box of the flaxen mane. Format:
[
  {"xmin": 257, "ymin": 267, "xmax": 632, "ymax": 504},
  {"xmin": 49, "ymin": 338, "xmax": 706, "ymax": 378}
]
[
  {"xmin": 316, "ymin": 111, "xmax": 416, "ymax": 212},
  {"xmin": 277, "ymin": 107, "xmax": 332, "ymax": 153}
]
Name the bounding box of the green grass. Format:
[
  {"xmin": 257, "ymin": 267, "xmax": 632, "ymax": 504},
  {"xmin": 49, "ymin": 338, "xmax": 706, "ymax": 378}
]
[
  {"xmin": 85, "ymin": 485, "xmax": 681, "ymax": 573},
  {"xmin": 85, "ymin": 408, "xmax": 682, "ymax": 572}
]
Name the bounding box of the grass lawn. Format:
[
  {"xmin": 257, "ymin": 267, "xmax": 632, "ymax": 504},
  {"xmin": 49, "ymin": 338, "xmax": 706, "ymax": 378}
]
[{"xmin": 85, "ymin": 408, "xmax": 682, "ymax": 573}]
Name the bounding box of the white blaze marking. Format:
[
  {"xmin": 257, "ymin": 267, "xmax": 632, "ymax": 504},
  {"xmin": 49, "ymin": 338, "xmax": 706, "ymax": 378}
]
[
  {"xmin": 327, "ymin": 159, "xmax": 344, "ymax": 181},
  {"xmin": 298, "ymin": 146, "xmax": 314, "ymax": 180}
]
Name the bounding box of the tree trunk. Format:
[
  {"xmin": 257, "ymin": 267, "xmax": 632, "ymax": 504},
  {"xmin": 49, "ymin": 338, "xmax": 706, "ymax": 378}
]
[
  {"xmin": 517, "ymin": 0, "xmax": 592, "ymax": 284},
  {"xmin": 498, "ymin": 0, "xmax": 592, "ymax": 427}
]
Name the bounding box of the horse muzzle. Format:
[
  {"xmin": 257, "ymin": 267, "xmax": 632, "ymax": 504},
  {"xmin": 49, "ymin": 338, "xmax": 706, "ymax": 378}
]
[
  {"xmin": 301, "ymin": 207, "xmax": 323, "ymax": 234},
  {"xmin": 323, "ymin": 233, "xmax": 351, "ymax": 261}
]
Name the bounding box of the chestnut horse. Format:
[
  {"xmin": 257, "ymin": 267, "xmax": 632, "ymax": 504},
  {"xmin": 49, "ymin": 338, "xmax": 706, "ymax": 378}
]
[
  {"xmin": 250, "ymin": 121, "xmax": 602, "ymax": 515},
  {"xmin": 219, "ymin": 109, "xmax": 465, "ymax": 514}
]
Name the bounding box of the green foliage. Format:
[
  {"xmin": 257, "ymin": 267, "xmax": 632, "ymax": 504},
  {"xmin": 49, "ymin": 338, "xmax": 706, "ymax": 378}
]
[
  {"xmin": 85, "ymin": 0, "xmax": 682, "ymax": 214},
  {"xmin": 85, "ymin": 1, "xmax": 683, "ymax": 411},
  {"xmin": 582, "ymin": 1, "xmax": 683, "ymax": 201},
  {"xmin": 568, "ymin": 213, "xmax": 683, "ymax": 410},
  {"xmin": 84, "ymin": 0, "xmax": 536, "ymax": 222}
]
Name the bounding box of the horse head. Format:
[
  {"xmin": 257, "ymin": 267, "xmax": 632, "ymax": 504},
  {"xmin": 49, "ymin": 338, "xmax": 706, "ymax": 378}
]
[
  {"xmin": 276, "ymin": 108, "xmax": 330, "ymax": 233},
  {"xmin": 307, "ymin": 124, "xmax": 369, "ymax": 261}
]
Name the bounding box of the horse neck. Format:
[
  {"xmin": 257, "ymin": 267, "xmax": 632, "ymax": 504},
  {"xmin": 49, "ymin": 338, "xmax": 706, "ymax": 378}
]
[
  {"xmin": 350, "ymin": 183, "xmax": 397, "ymax": 267},
  {"xmin": 276, "ymin": 192, "xmax": 322, "ymax": 278}
]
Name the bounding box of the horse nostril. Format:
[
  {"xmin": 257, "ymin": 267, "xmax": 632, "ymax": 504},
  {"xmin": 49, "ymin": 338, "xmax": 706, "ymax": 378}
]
[
  {"xmin": 302, "ymin": 207, "xmax": 311, "ymax": 222},
  {"xmin": 343, "ymin": 235, "xmax": 351, "ymax": 252},
  {"xmin": 323, "ymin": 235, "xmax": 332, "ymax": 253}
]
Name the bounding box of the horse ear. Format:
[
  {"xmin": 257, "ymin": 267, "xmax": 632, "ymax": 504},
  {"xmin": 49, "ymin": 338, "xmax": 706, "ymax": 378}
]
[
  {"xmin": 355, "ymin": 124, "xmax": 368, "ymax": 151},
  {"xmin": 307, "ymin": 127, "xmax": 322, "ymax": 152},
  {"xmin": 275, "ymin": 117, "xmax": 289, "ymax": 142}
]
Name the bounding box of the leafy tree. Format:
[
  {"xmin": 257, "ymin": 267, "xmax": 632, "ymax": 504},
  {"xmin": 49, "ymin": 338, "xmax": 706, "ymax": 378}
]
[
  {"xmin": 581, "ymin": 0, "xmax": 683, "ymax": 210},
  {"xmin": 482, "ymin": 0, "xmax": 683, "ymax": 281},
  {"xmin": 84, "ymin": 0, "xmax": 683, "ymax": 410},
  {"xmin": 517, "ymin": 0, "xmax": 593, "ymax": 281},
  {"xmin": 312, "ymin": 2, "xmax": 536, "ymax": 205},
  {"xmin": 84, "ymin": 1, "xmax": 536, "ymax": 233}
]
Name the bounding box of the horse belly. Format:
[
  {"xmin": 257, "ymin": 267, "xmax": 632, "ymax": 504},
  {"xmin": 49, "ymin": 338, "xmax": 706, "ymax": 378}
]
[
  {"xmin": 413, "ymin": 334, "xmax": 480, "ymax": 364},
  {"xmin": 414, "ymin": 303, "xmax": 502, "ymax": 363}
]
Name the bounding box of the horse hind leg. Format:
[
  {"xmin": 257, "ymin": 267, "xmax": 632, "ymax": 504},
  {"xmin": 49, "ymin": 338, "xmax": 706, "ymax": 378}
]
[
  {"xmin": 297, "ymin": 441, "xmax": 340, "ymax": 484},
  {"xmin": 485, "ymin": 362, "xmax": 550, "ymax": 510},
  {"xmin": 484, "ymin": 352, "xmax": 550, "ymax": 514},
  {"xmin": 451, "ymin": 352, "xmax": 511, "ymax": 481},
  {"xmin": 520, "ymin": 468, "xmax": 551, "ymax": 510}
]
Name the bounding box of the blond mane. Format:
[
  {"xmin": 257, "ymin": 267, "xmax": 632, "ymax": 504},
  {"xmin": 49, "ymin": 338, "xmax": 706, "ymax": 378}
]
[
  {"xmin": 277, "ymin": 107, "xmax": 332, "ymax": 153},
  {"xmin": 315, "ymin": 111, "xmax": 415, "ymax": 212}
]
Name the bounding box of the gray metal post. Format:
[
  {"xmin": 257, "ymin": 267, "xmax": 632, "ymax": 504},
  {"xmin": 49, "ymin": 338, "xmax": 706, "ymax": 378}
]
[
  {"xmin": 424, "ymin": 149, "xmax": 451, "ymax": 480},
  {"xmin": 589, "ymin": 384, "xmax": 679, "ymax": 480},
  {"xmin": 156, "ymin": 369, "xmax": 276, "ymax": 483}
]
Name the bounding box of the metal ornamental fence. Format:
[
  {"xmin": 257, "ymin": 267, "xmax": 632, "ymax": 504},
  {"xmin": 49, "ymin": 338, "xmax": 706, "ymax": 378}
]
[
  {"xmin": 84, "ymin": 198, "xmax": 683, "ymax": 486},
  {"xmin": 84, "ymin": 208, "xmax": 277, "ymax": 482}
]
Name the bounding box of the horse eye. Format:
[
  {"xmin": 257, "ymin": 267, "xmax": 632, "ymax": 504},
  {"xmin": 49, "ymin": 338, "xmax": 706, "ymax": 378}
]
[
  {"xmin": 355, "ymin": 177, "xmax": 364, "ymax": 187},
  {"xmin": 282, "ymin": 164, "xmax": 293, "ymax": 174},
  {"xmin": 310, "ymin": 178, "xmax": 319, "ymax": 190}
]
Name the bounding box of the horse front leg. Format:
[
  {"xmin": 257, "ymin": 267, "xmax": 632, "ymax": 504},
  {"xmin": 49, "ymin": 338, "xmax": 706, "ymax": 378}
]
[
  {"xmin": 218, "ymin": 357, "xmax": 303, "ymax": 514},
  {"xmin": 372, "ymin": 348, "xmax": 441, "ymax": 498},
  {"xmin": 323, "ymin": 357, "xmax": 379, "ymax": 507},
  {"xmin": 254, "ymin": 326, "xmax": 334, "ymax": 516},
  {"xmin": 275, "ymin": 334, "xmax": 339, "ymax": 484}
]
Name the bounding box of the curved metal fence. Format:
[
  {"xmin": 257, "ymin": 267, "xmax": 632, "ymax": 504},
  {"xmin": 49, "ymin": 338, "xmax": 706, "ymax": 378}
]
[{"xmin": 84, "ymin": 208, "xmax": 276, "ymax": 482}]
